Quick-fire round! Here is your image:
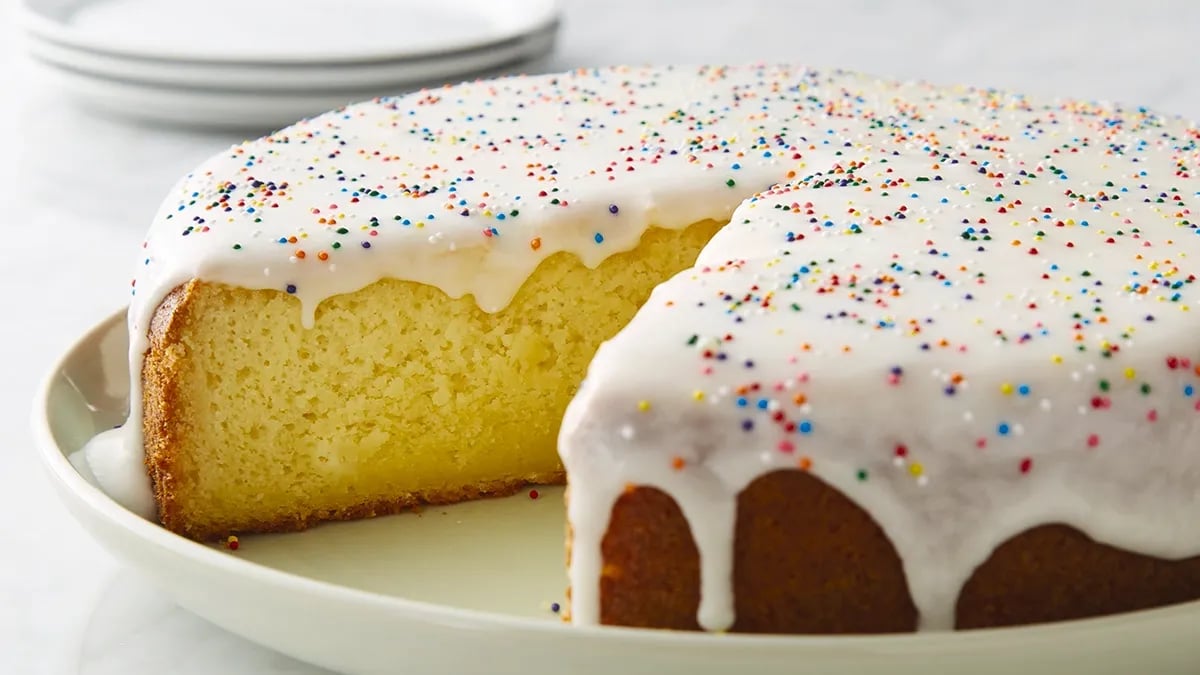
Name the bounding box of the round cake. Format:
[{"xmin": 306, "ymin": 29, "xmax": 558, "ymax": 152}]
[{"xmin": 81, "ymin": 64, "xmax": 1200, "ymax": 633}]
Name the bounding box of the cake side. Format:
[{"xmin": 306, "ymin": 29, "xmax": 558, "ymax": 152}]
[
  {"xmin": 581, "ymin": 471, "xmax": 1200, "ymax": 633},
  {"xmin": 143, "ymin": 221, "xmax": 722, "ymax": 540}
]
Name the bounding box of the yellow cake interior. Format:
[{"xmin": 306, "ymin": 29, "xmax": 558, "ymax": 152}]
[{"xmin": 145, "ymin": 219, "xmax": 723, "ymax": 539}]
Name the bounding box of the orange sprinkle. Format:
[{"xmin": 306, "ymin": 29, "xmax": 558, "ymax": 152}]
[
  {"xmin": 295, "ymin": 250, "xmax": 306, "ymax": 259},
  {"xmin": 798, "ymin": 456, "xmax": 813, "ymax": 471},
  {"xmin": 317, "ymin": 251, "xmax": 329, "ymax": 261},
  {"xmin": 671, "ymin": 456, "xmax": 686, "ymax": 471},
  {"xmin": 530, "ymin": 237, "xmax": 542, "ymax": 251},
  {"xmin": 793, "ymin": 393, "xmax": 807, "ymax": 405}
]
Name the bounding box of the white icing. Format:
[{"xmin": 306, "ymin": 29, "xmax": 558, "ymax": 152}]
[{"xmin": 71, "ymin": 64, "xmax": 1200, "ymax": 631}]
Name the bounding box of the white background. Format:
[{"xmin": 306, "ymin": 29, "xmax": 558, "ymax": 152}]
[{"xmin": 3, "ymin": 1, "xmax": 1199, "ymax": 673}]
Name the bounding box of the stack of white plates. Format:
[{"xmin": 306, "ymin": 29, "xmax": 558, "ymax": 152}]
[{"xmin": 17, "ymin": 0, "xmax": 561, "ymax": 130}]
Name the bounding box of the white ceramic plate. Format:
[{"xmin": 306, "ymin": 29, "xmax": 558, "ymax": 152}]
[
  {"xmin": 19, "ymin": 0, "xmax": 562, "ymax": 64},
  {"xmin": 33, "ymin": 309, "xmax": 1200, "ymax": 675},
  {"xmin": 21, "ymin": 21, "xmax": 560, "ymax": 91},
  {"xmin": 26, "ymin": 46, "xmax": 553, "ymax": 131}
]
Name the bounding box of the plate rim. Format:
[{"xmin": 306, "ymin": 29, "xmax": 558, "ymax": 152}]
[
  {"xmin": 32, "ymin": 306, "xmax": 1200, "ymax": 655},
  {"xmin": 17, "ymin": 0, "xmax": 562, "ymax": 66}
]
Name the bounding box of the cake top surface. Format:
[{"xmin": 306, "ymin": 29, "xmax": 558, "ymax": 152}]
[{"xmin": 133, "ymin": 64, "xmax": 1199, "ymax": 330}]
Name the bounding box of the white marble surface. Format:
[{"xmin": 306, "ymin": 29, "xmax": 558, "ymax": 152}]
[{"xmin": 3, "ymin": 1, "xmax": 1199, "ymax": 672}]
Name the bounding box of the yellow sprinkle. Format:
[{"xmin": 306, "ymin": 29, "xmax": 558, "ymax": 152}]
[
  {"xmin": 1000, "ymin": 383, "xmax": 1014, "ymax": 395},
  {"xmin": 908, "ymin": 462, "xmax": 924, "ymax": 477},
  {"xmin": 637, "ymin": 400, "xmax": 651, "ymax": 412},
  {"xmin": 1052, "ymin": 355, "xmax": 1064, "ymax": 364},
  {"xmin": 692, "ymin": 390, "xmax": 705, "ymax": 401},
  {"xmin": 1124, "ymin": 368, "xmax": 1136, "ymax": 379}
]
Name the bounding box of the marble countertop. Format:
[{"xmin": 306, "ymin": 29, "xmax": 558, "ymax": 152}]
[{"xmin": 4, "ymin": 1, "xmax": 1199, "ymax": 672}]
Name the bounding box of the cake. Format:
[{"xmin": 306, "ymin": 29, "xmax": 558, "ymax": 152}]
[{"xmin": 82, "ymin": 64, "xmax": 1200, "ymax": 632}]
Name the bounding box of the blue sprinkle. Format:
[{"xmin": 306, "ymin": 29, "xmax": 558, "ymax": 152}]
[
  {"xmin": 997, "ymin": 422, "xmax": 1011, "ymax": 436},
  {"xmin": 756, "ymin": 399, "xmax": 769, "ymax": 410},
  {"xmin": 594, "ymin": 232, "xmax": 605, "ymax": 244},
  {"xmin": 736, "ymin": 397, "xmax": 748, "ymax": 407},
  {"xmin": 798, "ymin": 420, "xmax": 813, "ymax": 434},
  {"xmin": 1018, "ymin": 384, "xmax": 1031, "ymax": 396},
  {"xmin": 1186, "ymin": 385, "xmax": 1195, "ymax": 397}
]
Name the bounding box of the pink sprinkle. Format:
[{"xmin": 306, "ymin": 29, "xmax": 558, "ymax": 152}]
[
  {"xmin": 1147, "ymin": 409, "xmax": 1159, "ymax": 422},
  {"xmin": 778, "ymin": 440, "xmax": 795, "ymax": 453},
  {"xmin": 1086, "ymin": 434, "xmax": 1100, "ymax": 448}
]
